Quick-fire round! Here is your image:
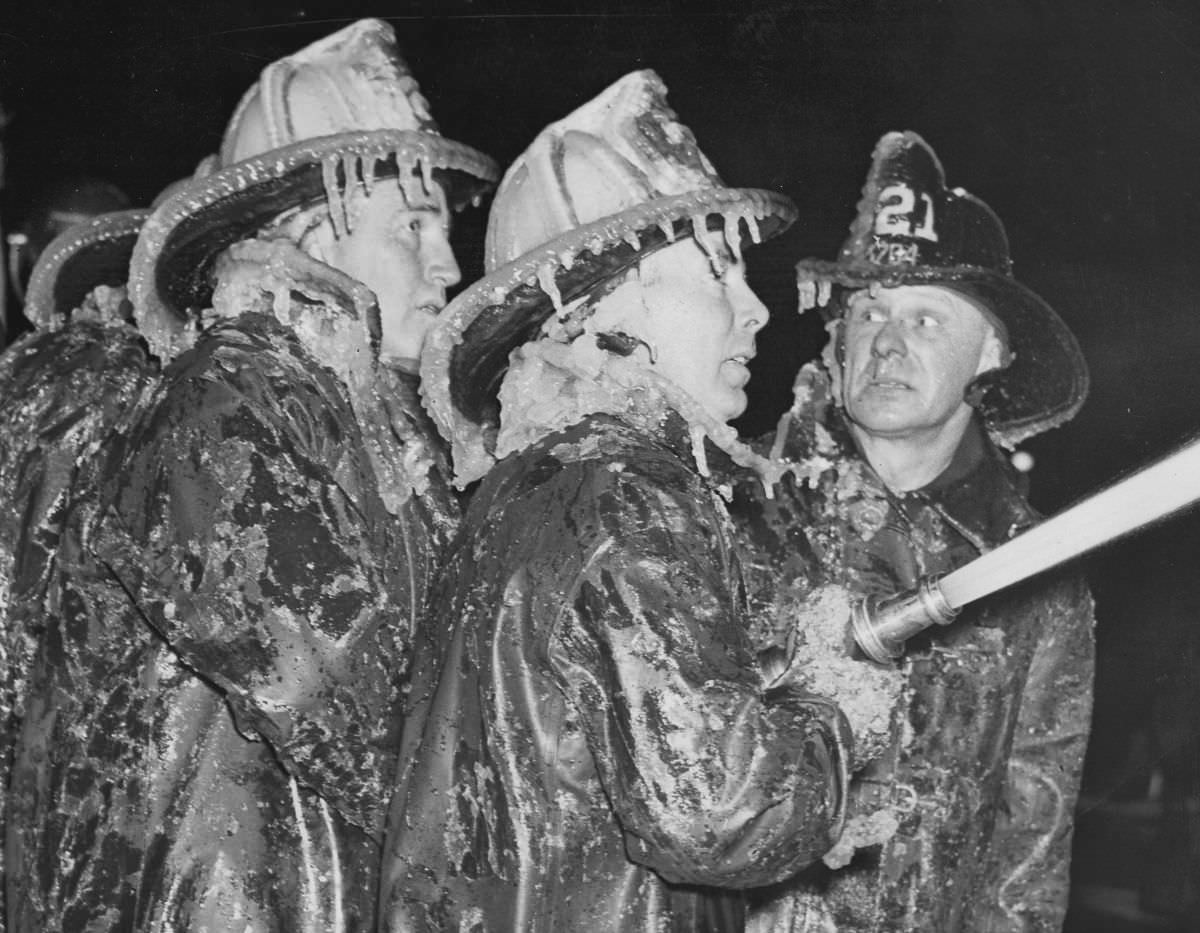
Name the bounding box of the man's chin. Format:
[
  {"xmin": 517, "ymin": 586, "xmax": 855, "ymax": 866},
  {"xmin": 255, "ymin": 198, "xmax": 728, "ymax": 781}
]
[
  {"xmin": 847, "ymin": 403, "xmax": 978, "ymax": 446},
  {"xmin": 711, "ymin": 394, "xmax": 748, "ymax": 426},
  {"xmin": 845, "ymin": 405, "xmax": 924, "ymax": 438}
]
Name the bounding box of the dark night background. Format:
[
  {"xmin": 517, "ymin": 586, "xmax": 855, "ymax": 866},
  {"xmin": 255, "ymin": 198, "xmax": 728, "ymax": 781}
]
[{"xmin": 2, "ymin": 1, "xmax": 1198, "ymax": 928}]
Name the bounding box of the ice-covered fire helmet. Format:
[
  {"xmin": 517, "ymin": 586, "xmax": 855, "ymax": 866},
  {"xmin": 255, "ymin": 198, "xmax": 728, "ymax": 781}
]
[
  {"xmin": 22, "ymin": 209, "xmax": 149, "ymax": 331},
  {"xmin": 796, "ymin": 131, "xmax": 1088, "ymax": 447},
  {"xmin": 128, "ymin": 18, "xmax": 499, "ymax": 361},
  {"xmin": 421, "ymin": 69, "xmax": 798, "ymax": 481}
]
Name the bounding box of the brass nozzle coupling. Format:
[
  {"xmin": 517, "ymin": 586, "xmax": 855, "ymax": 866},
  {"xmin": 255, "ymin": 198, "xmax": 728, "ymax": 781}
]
[{"xmin": 850, "ymin": 576, "xmax": 959, "ymax": 665}]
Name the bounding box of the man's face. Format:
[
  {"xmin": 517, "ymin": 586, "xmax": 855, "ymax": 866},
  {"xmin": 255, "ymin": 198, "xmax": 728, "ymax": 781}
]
[
  {"xmin": 624, "ymin": 233, "xmax": 770, "ymax": 424},
  {"xmin": 326, "ymin": 180, "xmax": 460, "ymax": 368},
  {"xmin": 840, "ymin": 284, "xmax": 1003, "ymax": 440}
]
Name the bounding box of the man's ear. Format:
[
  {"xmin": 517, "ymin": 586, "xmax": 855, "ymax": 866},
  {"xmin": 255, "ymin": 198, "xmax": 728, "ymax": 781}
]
[{"xmin": 976, "ymin": 324, "xmax": 1006, "ymax": 376}]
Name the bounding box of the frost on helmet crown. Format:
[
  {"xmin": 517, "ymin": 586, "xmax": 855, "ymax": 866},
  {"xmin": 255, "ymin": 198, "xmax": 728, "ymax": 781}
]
[
  {"xmin": 484, "ymin": 70, "xmax": 723, "ymax": 273},
  {"xmin": 219, "ymin": 18, "xmax": 439, "ymax": 166}
]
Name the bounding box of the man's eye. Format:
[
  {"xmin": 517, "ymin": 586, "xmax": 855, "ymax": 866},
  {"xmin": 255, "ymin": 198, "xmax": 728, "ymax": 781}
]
[
  {"xmin": 407, "ymin": 217, "xmax": 423, "ymax": 233},
  {"xmin": 918, "ymin": 314, "xmax": 940, "ymax": 327}
]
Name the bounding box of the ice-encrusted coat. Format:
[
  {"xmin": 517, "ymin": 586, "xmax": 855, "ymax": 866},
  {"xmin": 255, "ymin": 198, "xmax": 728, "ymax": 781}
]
[
  {"xmin": 6, "ymin": 248, "xmax": 458, "ymax": 932},
  {"xmin": 0, "ymin": 306, "xmax": 158, "ymax": 932},
  {"xmin": 732, "ymin": 367, "xmax": 1095, "ymax": 933},
  {"xmin": 381, "ymin": 413, "xmax": 852, "ymax": 933}
]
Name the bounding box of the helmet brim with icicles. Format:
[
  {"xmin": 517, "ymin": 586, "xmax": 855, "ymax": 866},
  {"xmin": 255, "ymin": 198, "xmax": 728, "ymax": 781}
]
[
  {"xmin": 23, "ymin": 208, "xmax": 150, "ymax": 331},
  {"xmin": 126, "ymin": 18, "xmax": 499, "ymax": 362},
  {"xmin": 130, "ymin": 132, "xmax": 497, "ymax": 360},
  {"xmin": 420, "ymin": 69, "xmax": 797, "ymax": 486}
]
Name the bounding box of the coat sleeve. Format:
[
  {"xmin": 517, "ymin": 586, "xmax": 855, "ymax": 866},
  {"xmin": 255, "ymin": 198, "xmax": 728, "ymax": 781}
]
[
  {"xmin": 549, "ymin": 470, "xmax": 851, "ymax": 890},
  {"xmin": 95, "ymin": 370, "xmax": 402, "ymax": 837},
  {"xmin": 978, "ymin": 574, "xmax": 1096, "ymax": 931}
]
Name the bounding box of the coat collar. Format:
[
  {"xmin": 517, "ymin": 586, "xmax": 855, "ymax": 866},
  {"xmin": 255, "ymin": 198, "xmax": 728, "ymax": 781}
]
[{"xmin": 833, "ymin": 409, "xmax": 1036, "ymax": 549}]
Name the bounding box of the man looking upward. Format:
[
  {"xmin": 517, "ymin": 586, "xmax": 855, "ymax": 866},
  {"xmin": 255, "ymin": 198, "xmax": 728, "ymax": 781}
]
[{"xmin": 737, "ymin": 131, "xmax": 1095, "ymax": 933}]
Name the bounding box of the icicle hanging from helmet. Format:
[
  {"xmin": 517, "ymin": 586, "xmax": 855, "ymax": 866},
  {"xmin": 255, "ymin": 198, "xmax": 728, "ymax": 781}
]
[
  {"xmin": 418, "ymin": 156, "xmax": 434, "ymax": 196},
  {"xmin": 797, "ymin": 275, "xmax": 833, "ymax": 313},
  {"xmin": 690, "ymin": 214, "xmax": 720, "ymax": 274},
  {"xmin": 536, "ymin": 263, "xmax": 565, "ymax": 316},
  {"xmin": 323, "ymin": 156, "xmax": 349, "ymax": 239},
  {"xmin": 723, "ymin": 214, "xmax": 744, "ymax": 264},
  {"xmin": 361, "ymin": 152, "xmax": 375, "ymax": 197}
]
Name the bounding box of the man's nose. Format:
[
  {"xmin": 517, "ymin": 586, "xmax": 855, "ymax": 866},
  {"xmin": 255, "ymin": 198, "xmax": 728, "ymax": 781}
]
[
  {"xmin": 736, "ymin": 283, "xmax": 770, "ymax": 333},
  {"xmin": 425, "ymin": 236, "xmax": 461, "ymax": 289},
  {"xmin": 871, "ymin": 320, "xmax": 907, "ymax": 357}
]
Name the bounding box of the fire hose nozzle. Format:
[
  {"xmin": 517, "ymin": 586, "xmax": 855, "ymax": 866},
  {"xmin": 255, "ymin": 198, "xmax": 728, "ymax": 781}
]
[{"xmin": 850, "ymin": 576, "xmax": 960, "ymax": 664}]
